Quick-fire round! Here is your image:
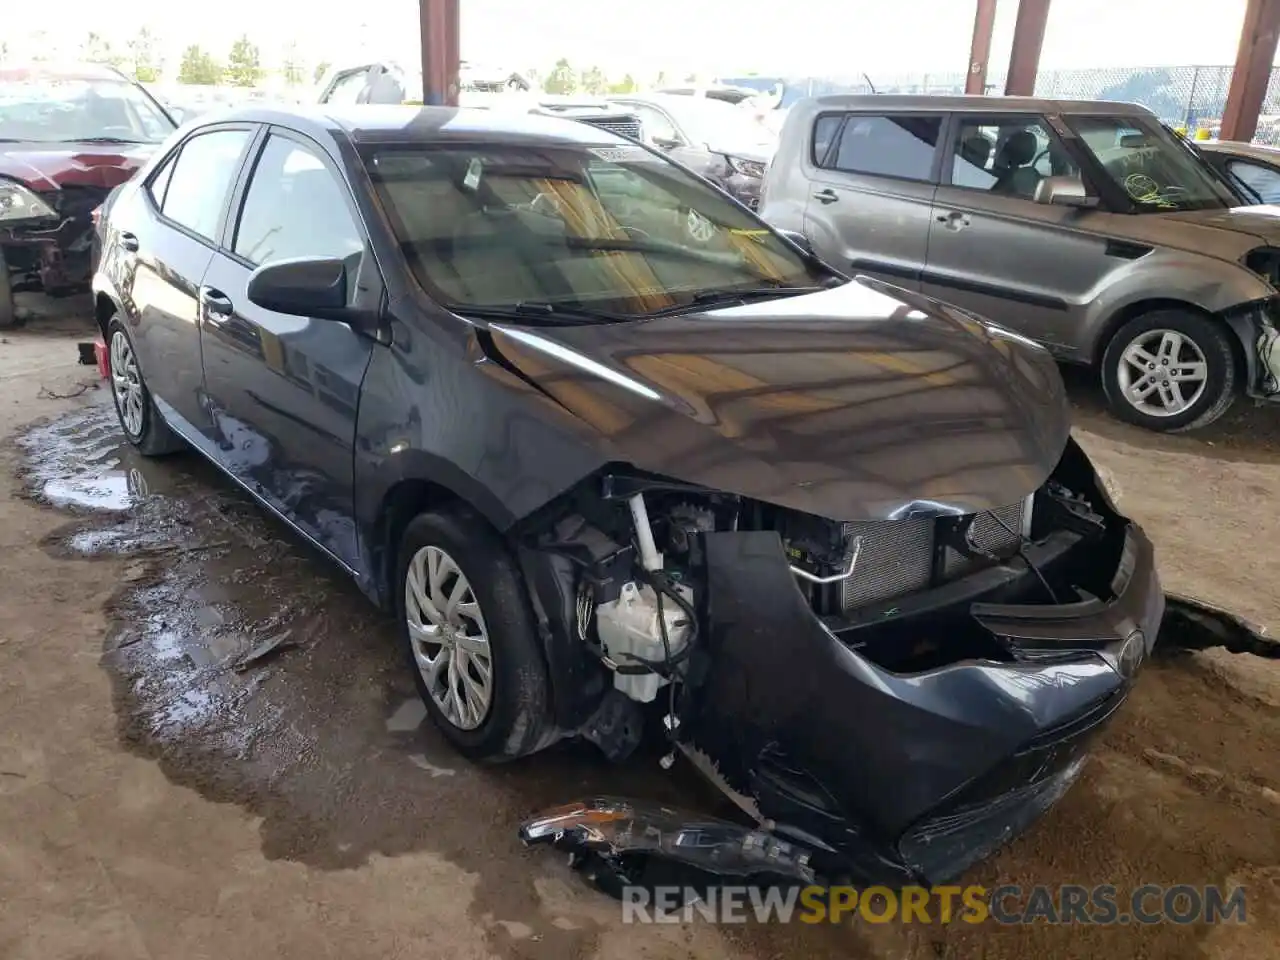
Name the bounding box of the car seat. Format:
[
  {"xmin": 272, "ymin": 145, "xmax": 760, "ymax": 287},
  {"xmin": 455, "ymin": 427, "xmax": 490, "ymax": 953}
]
[
  {"xmin": 992, "ymin": 129, "xmax": 1043, "ymax": 198},
  {"xmin": 960, "ymin": 132, "xmax": 994, "ymax": 170}
]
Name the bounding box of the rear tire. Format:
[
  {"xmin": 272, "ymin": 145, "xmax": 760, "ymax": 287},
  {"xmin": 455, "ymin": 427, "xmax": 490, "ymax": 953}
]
[
  {"xmin": 0, "ymin": 248, "xmax": 16, "ymax": 329},
  {"xmin": 395, "ymin": 505, "xmax": 552, "ymax": 763},
  {"xmin": 1100, "ymin": 309, "xmax": 1237, "ymax": 432},
  {"xmin": 106, "ymin": 316, "xmax": 185, "ymax": 456}
]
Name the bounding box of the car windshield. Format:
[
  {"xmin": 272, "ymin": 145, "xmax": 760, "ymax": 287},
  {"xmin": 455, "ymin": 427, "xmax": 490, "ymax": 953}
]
[
  {"xmin": 666, "ymin": 99, "xmax": 774, "ymax": 148},
  {"xmin": 1067, "ymin": 115, "xmax": 1236, "ymax": 212},
  {"xmin": 0, "ymin": 77, "xmax": 175, "ymax": 144},
  {"xmin": 362, "ymin": 140, "xmax": 829, "ymax": 318}
]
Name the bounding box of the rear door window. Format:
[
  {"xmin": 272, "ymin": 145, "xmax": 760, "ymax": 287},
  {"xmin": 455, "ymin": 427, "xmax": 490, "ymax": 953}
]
[
  {"xmin": 823, "ymin": 114, "xmax": 943, "ymax": 182},
  {"xmin": 161, "ymin": 129, "xmax": 253, "ymax": 241}
]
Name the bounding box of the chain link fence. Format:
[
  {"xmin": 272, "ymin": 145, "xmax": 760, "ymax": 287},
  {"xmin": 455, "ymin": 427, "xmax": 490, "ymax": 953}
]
[{"xmin": 838, "ymin": 65, "xmax": 1280, "ymax": 144}]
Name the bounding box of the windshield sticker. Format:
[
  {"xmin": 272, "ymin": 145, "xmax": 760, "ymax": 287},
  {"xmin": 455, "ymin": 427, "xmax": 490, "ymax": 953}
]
[
  {"xmin": 462, "ymin": 157, "xmax": 483, "ymax": 191},
  {"xmin": 589, "ymin": 145, "xmax": 654, "ymax": 164}
]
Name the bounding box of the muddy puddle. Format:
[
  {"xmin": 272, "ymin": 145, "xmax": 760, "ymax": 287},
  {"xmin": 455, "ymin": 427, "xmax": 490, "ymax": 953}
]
[
  {"xmin": 19, "ymin": 397, "xmax": 847, "ymax": 960},
  {"xmin": 16, "ymin": 397, "xmax": 1280, "ymax": 960}
]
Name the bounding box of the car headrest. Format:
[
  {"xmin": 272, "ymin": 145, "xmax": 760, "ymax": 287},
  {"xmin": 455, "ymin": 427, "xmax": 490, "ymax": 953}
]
[{"xmin": 999, "ymin": 129, "xmax": 1038, "ymax": 167}]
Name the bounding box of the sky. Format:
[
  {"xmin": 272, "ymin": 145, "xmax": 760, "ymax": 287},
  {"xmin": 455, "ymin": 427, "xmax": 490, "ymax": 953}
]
[{"xmin": 2, "ymin": 0, "xmax": 1260, "ymax": 81}]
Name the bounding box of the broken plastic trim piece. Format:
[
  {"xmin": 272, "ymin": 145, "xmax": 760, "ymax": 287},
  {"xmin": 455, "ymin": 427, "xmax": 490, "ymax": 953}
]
[
  {"xmin": 519, "ymin": 797, "xmax": 818, "ymax": 897},
  {"xmin": 1157, "ymin": 594, "xmax": 1276, "ymax": 658}
]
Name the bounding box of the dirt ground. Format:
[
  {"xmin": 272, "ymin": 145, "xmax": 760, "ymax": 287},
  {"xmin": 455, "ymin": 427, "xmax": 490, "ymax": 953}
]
[{"xmin": 1, "ymin": 292, "xmax": 1277, "ymax": 960}]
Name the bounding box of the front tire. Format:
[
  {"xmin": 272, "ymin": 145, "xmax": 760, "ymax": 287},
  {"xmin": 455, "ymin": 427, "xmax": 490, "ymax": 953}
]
[
  {"xmin": 395, "ymin": 505, "xmax": 552, "ymax": 763},
  {"xmin": 0, "ymin": 248, "xmax": 16, "ymax": 329},
  {"xmin": 106, "ymin": 316, "xmax": 185, "ymax": 455},
  {"xmin": 1100, "ymin": 309, "xmax": 1237, "ymax": 432}
]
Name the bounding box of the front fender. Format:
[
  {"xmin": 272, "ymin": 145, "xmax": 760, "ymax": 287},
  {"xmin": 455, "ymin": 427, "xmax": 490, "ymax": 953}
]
[{"xmin": 1083, "ymin": 249, "xmax": 1274, "ymax": 359}]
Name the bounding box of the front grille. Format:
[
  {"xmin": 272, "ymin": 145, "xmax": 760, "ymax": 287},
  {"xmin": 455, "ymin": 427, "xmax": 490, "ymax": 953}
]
[
  {"xmin": 839, "ymin": 500, "xmax": 1029, "ymax": 613},
  {"xmin": 583, "ymin": 117, "xmax": 643, "ymax": 141}
]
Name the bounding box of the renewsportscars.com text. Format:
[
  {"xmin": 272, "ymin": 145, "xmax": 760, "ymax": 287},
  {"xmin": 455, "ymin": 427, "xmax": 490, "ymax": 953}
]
[{"xmin": 621, "ymin": 884, "xmax": 1247, "ymax": 925}]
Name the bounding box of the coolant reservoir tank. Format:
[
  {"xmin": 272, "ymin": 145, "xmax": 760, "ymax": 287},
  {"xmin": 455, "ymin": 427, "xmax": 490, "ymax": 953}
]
[{"xmin": 596, "ymin": 581, "xmax": 693, "ymax": 703}]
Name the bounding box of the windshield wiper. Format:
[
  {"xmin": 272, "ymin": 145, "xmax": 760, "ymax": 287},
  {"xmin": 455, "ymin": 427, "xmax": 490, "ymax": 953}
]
[
  {"xmin": 458, "ymin": 301, "xmax": 629, "ymax": 324},
  {"xmin": 58, "ymin": 137, "xmax": 150, "ymax": 144},
  {"xmin": 638, "ymin": 284, "xmax": 829, "ymax": 318},
  {"xmin": 691, "ymin": 285, "xmax": 829, "ymax": 304}
]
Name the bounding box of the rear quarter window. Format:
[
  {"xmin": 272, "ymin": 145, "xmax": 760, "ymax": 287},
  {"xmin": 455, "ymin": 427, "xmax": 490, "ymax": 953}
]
[{"xmin": 826, "ymin": 114, "xmax": 943, "ymax": 183}]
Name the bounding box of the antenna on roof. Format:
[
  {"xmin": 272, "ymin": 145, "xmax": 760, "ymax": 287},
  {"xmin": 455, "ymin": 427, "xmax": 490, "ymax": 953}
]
[{"xmin": 862, "ymin": 73, "xmax": 877, "ymax": 94}]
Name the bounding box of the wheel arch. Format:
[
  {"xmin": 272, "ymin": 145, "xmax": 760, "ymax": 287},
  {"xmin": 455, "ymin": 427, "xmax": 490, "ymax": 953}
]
[
  {"xmin": 364, "ymin": 450, "xmax": 524, "ymax": 608},
  {"xmin": 1090, "ymin": 297, "xmax": 1248, "ymax": 380},
  {"xmin": 93, "ymin": 291, "xmax": 117, "ymax": 338}
]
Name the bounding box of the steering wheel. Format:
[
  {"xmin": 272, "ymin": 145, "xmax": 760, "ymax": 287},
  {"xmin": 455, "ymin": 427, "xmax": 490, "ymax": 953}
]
[{"xmin": 1123, "ymin": 172, "xmax": 1161, "ymax": 201}]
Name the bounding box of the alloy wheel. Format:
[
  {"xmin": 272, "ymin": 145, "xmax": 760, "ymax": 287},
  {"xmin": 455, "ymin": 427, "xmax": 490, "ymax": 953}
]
[
  {"xmin": 1115, "ymin": 328, "xmax": 1208, "ymax": 418},
  {"xmin": 110, "ymin": 330, "xmax": 146, "ymax": 438},
  {"xmin": 405, "ymin": 545, "xmax": 494, "ymax": 730}
]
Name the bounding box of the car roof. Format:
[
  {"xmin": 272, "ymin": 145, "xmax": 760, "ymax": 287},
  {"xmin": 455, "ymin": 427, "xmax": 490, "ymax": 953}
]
[
  {"xmin": 0, "ymin": 61, "xmax": 131, "ymax": 83},
  {"xmin": 184, "ymin": 104, "xmax": 631, "ymax": 147},
  {"xmin": 801, "ymin": 94, "xmax": 1155, "ymax": 117},
  {"xmin": 609, "ymin": 92, "xmax": 737, "ymax": 110}
]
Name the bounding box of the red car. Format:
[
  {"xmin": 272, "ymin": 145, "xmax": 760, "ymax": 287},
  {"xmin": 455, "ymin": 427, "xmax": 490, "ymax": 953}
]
[{"xmin": 0, "ymin": 62, "xmax": 176, "ymax": 326}]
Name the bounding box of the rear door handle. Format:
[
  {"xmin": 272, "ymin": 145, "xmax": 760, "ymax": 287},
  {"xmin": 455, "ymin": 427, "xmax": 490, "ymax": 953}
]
[
  {"xmin": 813, "ymin": 188, "xmax": 839, "ymax": 204},
  {"xmin": 119, "ymin": 231, "xmax": 139, "ymax": 252},
  {"xmin": 935, "ymin": 211, "xmax": 971, "ymax": 229},
  {"xmin": 199, "ymin": 286, "xmax": 234, "ymax": 318}
]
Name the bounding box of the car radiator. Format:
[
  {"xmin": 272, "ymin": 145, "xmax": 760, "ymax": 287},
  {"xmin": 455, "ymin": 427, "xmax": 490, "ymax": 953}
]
[{"xmin": 839, "ymin": 500, "xmax": 1029, "ymax": 612}]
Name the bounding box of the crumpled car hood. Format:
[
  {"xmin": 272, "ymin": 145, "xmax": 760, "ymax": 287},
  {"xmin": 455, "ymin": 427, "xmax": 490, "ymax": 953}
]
[
  {"xmin": 0, "ymin": 143, "xmax": 156, "ymax": 192},
  {"xmin": 487, "ymin": 278, "xmax": 1071, "ymax": 521}
]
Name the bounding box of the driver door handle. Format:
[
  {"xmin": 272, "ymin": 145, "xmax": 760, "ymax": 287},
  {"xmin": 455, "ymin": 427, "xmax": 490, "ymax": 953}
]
[
  {"xmin": 813, "ymin": 188, "xmax": 839, "ymax": 204},
  {"xmin": 118, "ymin": 231, "xmax": 139, "ymax": 252},
  {"xmin": 199, "ymin": 286, "xmax": 234, "ymax": 318}
]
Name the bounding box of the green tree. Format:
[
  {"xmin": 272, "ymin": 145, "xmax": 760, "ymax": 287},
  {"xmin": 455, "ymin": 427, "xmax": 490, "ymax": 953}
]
[
  {"xmin": 127, "ymin": 27, "xmax": 162, "ymax": 83},
  {"xmin": 607, "ymin": 73, "xmax": 637, "ymax": 95},
  {"xmin": 177, "ymin": 45, "xmax": 222, "ymax": 85},
  {"xmin": 81, "ymin": 32, "xmax": 125, "ymax": 68},
  {"xmin": 579, "ymin": 65, "xmax": 606, "ymax": 95},
  {"xmin": 543, "ymin": 58, "xmax": 577, "ymax": 95},
  {"xmin": 313, "ymin": 61, "xmax": 331, "ymax": 84},
  {"xmin": 280, "ymin": 42, "xmax": 305, "ymax": 86},
  {"xmin": 225, "ymin": 35, "xmax": 263, "ymax": 88}
]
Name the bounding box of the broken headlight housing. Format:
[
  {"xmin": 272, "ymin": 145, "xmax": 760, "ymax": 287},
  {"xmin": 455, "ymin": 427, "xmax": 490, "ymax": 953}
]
[{"xmin": 0, "ymin": 179, "xmax": 56, "ymax": 222}]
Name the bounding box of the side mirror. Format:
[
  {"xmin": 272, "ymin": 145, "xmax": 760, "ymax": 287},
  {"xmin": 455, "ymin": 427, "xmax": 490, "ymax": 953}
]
[
  {"xmin": 775, "ymin": 228, "xmax": 814, "ymax": 255},
  {"xmin": 247, "ymin": 256, "xmax": 351, "ymax": 320},
  {"xmin": 1034, "ymin": 176, "xmax": 1098, "ymax": 208},
  {"xmin": 652, "ymin": 136, "xmax": 683, "ymax": 151}
]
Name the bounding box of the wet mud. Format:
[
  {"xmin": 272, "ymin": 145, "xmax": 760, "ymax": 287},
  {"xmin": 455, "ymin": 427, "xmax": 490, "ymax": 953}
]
[
  {"xmin": 17, "ymin": 398, "xmax": 822, "ymax": 959},
  {"xmin": 16, "ymin": 395, "xmax": 1280, "ymax": 960}
]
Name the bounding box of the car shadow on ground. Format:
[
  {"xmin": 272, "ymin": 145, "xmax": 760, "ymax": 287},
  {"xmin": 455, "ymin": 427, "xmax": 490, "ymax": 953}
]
[{"xmin": 1061, "ymin": 363, "xmax": 1280, "ymax": 464}]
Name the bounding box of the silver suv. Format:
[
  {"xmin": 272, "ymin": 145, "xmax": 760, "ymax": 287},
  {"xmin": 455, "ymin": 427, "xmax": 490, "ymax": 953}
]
[{"xmin": 760, "ymin": 95, "xmax": 1280, "ymax": 431}]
